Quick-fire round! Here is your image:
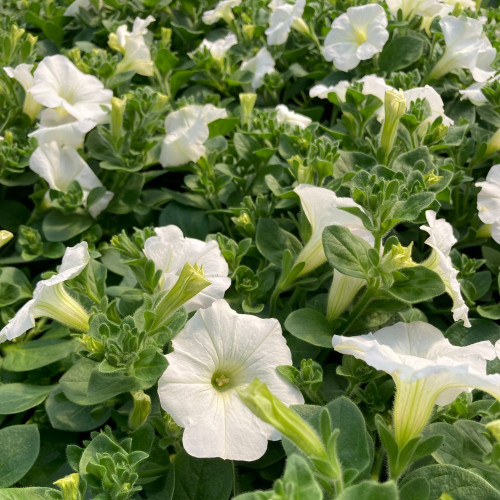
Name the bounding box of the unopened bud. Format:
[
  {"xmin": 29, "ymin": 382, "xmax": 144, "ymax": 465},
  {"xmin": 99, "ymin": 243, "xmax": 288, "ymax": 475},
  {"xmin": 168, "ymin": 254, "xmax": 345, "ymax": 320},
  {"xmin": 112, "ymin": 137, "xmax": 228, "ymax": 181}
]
[
  {"xmin": 0, "ymin": 230, "xmax": 13, "ymax": 248},
  {"xmin": 381, "ymin": 89, "xmax": 406, "ymax": 157},
  {"xmin": 129, "ymin": 390, "xmax": 152, "ymax": 430},
  {"xmin": 54, "ymin": 473, "xmax": 82, "ymax": 500},
  {"xmin": 239, "ymin": 93, "xmax": 257, "ymax": 127}
]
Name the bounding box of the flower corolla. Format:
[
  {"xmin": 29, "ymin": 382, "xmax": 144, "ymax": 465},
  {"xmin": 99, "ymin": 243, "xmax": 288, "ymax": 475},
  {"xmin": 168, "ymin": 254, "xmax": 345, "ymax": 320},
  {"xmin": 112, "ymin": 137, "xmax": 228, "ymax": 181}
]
[
  {"xmin": 265, "ymin": 0, "xmax": 306, "ymax": 46},
  {"xmin": 3, "ymin": 63, "xmax": 41, "ymax": 120},
  {"xmin": 240, "ymin": 47, "xmax": 276, "ymax": 90},
  {"xmin": 202, "ymin": 0, "xmax": 242, "ymax": 25},
  {"xmin": 476, "ymin": 164, "xmax": 500, "ymax": 245},
  {"xmin": 309, "ymin": 80, "xmax": 350, "ymax": 101},
  {"xmin": 200, "ymin": 33, "xmax": 238, "ymax": 62},
  {"xmin": 275, "ymin": 104, "xmax": 312, "ymax": 129}
]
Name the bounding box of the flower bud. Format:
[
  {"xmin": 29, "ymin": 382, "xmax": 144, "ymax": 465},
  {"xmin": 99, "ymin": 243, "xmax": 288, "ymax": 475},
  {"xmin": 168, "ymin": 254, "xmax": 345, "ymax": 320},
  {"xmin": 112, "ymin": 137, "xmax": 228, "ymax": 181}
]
[
  {"xmin": 0, "ymin": 230, "xmax": 13, "ymax": 248},
  {"xmin": 486, "ymin": 420, "xmax": 500, "ymax": 443},
  {"xmin": 54, "ymin": 473, "xmax": 82, "ymax": 500},
  {"xmin": 111, "ymin": 96, "xmax": 127, "ymax": 143},
  {"xmin": 380, "ymin": 89, "xmax": 406, "ymax": 157},
  {"xmin": 327, "ymin": 271, "xmax": 365, "ymax": 321},
  {"xmin": 161, "ymin": 27, "xmax": 172, "ymax": 45},
  {"xmin": 239, "ymin": 93, "xmax": 257, "ymax": 127},
  {"xmin": 486, "ymin": 128, "xmax": 500, "ymax": 156},
  {"xmin": 291, "ymin": 17, "xmax": 311, "ymax": 37},
  {"xmin": 129, "ymin": 390, "xmax": 152, "ymax": 430},
  {"xmin": 476, "ymin": 224, "xmax": 492, "ymax": 239}
]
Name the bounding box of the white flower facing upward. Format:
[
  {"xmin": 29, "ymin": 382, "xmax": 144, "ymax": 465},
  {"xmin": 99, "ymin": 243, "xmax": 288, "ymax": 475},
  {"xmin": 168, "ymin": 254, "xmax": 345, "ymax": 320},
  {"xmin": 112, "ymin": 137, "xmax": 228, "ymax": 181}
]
[
  {"xmin": 109, "ymin": 16, "xmax": 155, "ymax": 77},
  {"xmin": 333, "ymin": 321, "xmax": 500, "ymax": 447},
  {"xmin": 309, "ymin": 80, "xmax": 350, "ymax": 102},
  {"xmin": 275, "ymin": 104, "xmax": 312, "ymax": 129},
  {"xmin": 240, "ymin": 47, "xmax": 276, "ymax": 90},
  {"xmin": 476, "ymin": 164, "xmax": 500, "ymax": 245},
  {"xmin": 0, "ymin": 242, "xmax": 90, "ymax": 343},
  {"xmin": 143, "ymin": 225, "xmax": 231, "ymax": 312},
  {"xmin": 265, "ymin": 0, "xmax": 306, "ymax": 46},
  {"xmin": 202, "ymin": 0, "xmax": 242, "ymax": 25},
  {"xmin": 430, "ymin": 16, "xmax": 496, "ymax": 82},
  {"xmin": 158, "ymin": 299, "xmax": 304, "ymax": 460},
  {"xmin": 29, "ymin": 55, "xmax": 112, "ymax": 124},
  {"xmin": 323, "ymin": 4, "xmax": 389, "ymax": 72},
  {"xmin": 29, "ymin": 141, "xmax": 114, "ymax": 218},
  {"xmin": 159, "ymin": 104, "xmax": 227, "ymax": 167},
  {"xmin": 294, "ymin": 184, "xmax": 374, "ymax": 275},
  {"xmin": 3, "ymin": 64, "xmax": 42, "ymax": 120},
  {"xmin": 199, "ymin": 33, "xmax": 238, "ymax": 63},
  {"xmin": 420, "ymin": 210, "xmax": 470, "ymax": 327}
]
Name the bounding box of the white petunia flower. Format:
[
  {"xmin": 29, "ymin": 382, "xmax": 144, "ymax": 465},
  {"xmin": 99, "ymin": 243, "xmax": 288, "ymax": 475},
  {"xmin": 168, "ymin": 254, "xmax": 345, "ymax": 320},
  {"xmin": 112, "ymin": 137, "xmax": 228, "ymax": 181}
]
[
  {"xmin": 265, "ymin": 0, "xmax": 306, "ymax": 46},
  {"xmin": 386, "ymin": 0, "xmax": 446, "ymax": 21},
  {"xmin": 460, "ymin": 74, "xmax": 500, "ymax": 105},
  {"xmin": 109, "ymin": 16, "xmax": 155, "ymax": 76},
  {"xmin": 294, "ymin": 184, "xmax": 374, "ymax": 275},
  {"xmin": 0, "ymin": 242, "xmax": 90, "ymax": 343},
  {"xmin": 29, "ymin": 141, "xmax": 113, "ymax": 218},
  {"xmin": 64, "ymin": 0, "xmax": 102, "ymax": 16},
  {"xmin": 240, "ymin": 47, "xmax": 276, "ymax": 90},
  {"xmin": 359, "ymin": 74, "xmax": 394, "ymax": 120},
  {"xmin": 29, "ymin": 55, "xmax": 112, "ymax": 123},
  {"xmin": 143, "ymin": 225, "xmax": 231, "ymax": 312},
  {"xmin": 430, "ymin": 16, "xmax": 496, "ymax": 82},
  {"xmin": 275, "ymin": 104, "xmax": 312, "ymax": 129},
  {"xmin": 202, "ymin": 0, "xmax": 242, "ymax": 24},
  {"xmin": 476, "ymin": 164, "xmax": 500, "ymax": 245},
  {"xmin": 404, "ymin": 85, "xmax": 454, "ymax": 127},
  {"xmin": 3, "ymin": 63, "xmax": 42, "ymax": 120},
  {"xmin": 159, "ymin": 104, "xmax": 227, "ymax": 167},
  {"xmin": 158, "ymin": 299, "xmax": 304, "ymax": 460},
  {"xmin": 323, "ymin": 4, "xmax": 389, "ymax": 72},
  {"xmin": 200, "ymin": 33, "xmax": 238, "ymax": 62},
  {"xmin": 420, "ymin": 210, "xmax": 470, "ymax": 327},
  {"xmin": 333, "ymin": 321, "xmax": 500, "ymax": 447},
  {"xmin": 309, "ymin": 80, "xmax": 350, "ymax": 101}
]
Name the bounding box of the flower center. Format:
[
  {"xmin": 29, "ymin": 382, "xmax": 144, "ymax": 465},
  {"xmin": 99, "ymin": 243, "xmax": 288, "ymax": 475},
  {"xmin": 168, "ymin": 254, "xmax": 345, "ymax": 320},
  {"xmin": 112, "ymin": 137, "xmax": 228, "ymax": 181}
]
[
  {"xmin": 353, "ymin": 27, "xmax": 367, "ymax": 45},
  {"xmin": 211, "ymin": 371, "xmax": 233, "ymax": 391}
]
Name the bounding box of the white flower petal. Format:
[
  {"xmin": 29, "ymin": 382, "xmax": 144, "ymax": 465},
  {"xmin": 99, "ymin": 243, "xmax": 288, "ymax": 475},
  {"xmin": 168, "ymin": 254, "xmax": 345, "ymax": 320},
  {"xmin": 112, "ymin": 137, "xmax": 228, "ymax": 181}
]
[
  {"xmin": 240, "ymin": 48, "xmax": 276, "ymax": 89},
  {"xmin": 202, "ymin": 0, "xmax": 242, "ymax": 24},
  {"xmin": 200, "ymin": 33, "xmax": 238, "ymax": 60},
  {"xmin": 309, "ymin": 81, "xmax": 350, "ymax": 101},
  {"xmin": 476, "ymin": 165, "xmax": 500, "ymax": 242},
  {"xmin": 404, "ymin": 85, "xmax": 454, "ymax": 127},
  {"xmin": 275, "ymin": 104, "xmax": 312, "ymax": 129}
]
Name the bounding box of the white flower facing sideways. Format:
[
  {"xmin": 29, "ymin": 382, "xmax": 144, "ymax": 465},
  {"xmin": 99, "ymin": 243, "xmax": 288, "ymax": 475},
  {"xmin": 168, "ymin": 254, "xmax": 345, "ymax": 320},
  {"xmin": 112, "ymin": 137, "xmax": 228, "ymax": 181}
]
[
  {"xmin": 3, "ymin": 63, "xmax": 42, "ymax": 120},
  {"xmin": 265, "ymin": 0, "xmax": 306, "ymax": 46},
  {"xmin": 109, "ymin": 16, "xmax": 155, "ymax": 76},
  {"xmin": 0, "ymin": 242, "xmax": 90, "ymax": 343},
  {"xmin": 386, "ymin": 0, "xmax": 445, "ymax": 22},
  {"xmin": 199, "ymin": 32, "xmax": 238, "ymax": 63},
  {"xmin": 30, "ymin": 141, "xmax": 114, "ymax": 218},
  {"xmin": 159, "ymin": 104, "xmax": 227, "ymax": 167},
  {"xmin": 275, "ymin": 104, "xmax": 312, "ymax": 129},
  {"xmin": 158, "ymin": 299, "xmax": 304, "ymax": 460},
  {"xmin": 240, "ymin": 47, "xmax": 276, "ymax": 90},
  {"xmin": 420, "ymin": 210, "xmax": 470, "ymax": 326},
  {"xmin": 323, "ymin": 4, "xmax": 389, "ymax": 72},
  {"xmin": 64, "ymin": 0, "xmax": 102, "ymax": 17},
  {"xmin": 143, "ymin": 225, "xmax": 231, "ymax": 312},
  {"xmin": 476, "ymin": 164, "xmax": 500, "ymax": 245},
  {"xmin": 202, "ymin": 0, "xmax": 241, "ymax": 25},
  {"xmin": 309, "ymin": 80, "xmax": 350, "ymax": 102},
  {"xmin": 29, "ymin": 55, "xmax": 112, "ymax": 124},
  {"xmin": 333, "ymin": 321, "xmax": 500, "ymax": 448}
]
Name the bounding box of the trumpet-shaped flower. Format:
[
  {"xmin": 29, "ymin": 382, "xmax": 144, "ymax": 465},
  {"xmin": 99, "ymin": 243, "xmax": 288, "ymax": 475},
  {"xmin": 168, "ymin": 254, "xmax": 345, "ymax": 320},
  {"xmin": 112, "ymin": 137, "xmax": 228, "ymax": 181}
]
[
  {"xmin": 429, "ymin": 16, "xmax": 496, "ymax": 82},
  {"xmin": 332, "ymin": 321, "xmax": 500, "ymax": 447},
  {"xmin": 386, "ymin": 0, "xmax": 445, "ymax": 21},
  {"xmin": 240, "ymin": 47, "xmax": 276, "ymax": 90},
  {"xmin": 29, "ymin": 55, "xmax": 112, "ymax": 123},
  {"xmin": 202, "ymin": 0, "xmax": 242, "ymax": 24},
  {"xmin": 200, "ymin": 33, "xmax": 238, "ymax": 62},
  {"xmin": 143, "ymin": 225, "xmax": 231, "ymax": 312},
  {"xmin": 460, "ymin": 74, "xmax": 500, "ymax": 105},
  {"xmin": 294, "ymin": 184, "xmax": 374, "ymax": 275},
  {"xmin": 323, "ymin": 4, "xmax": 389, "ymax": 72},
  {"xmin": 158, "ymin": 299, "xmax": 304, "ymax": 460},
  {"xmin": 275, "ymin": 104, "xmax": 312, "ymax": 129},
  {"xmin": 29, "ymin": 141, "xmax": 113, "ymax": 218},
  {"xmin": 420, "ymin": 210, "xmax": 470, "ymax": 326},
  {"xmin": 476, "ymin": 164, "xmax": 500, "ymax": 245},
  {"xmin": 109, "ymin": 16, "xmax": 155, "ymax": 76},
  {"xmin": 0, "ymin": 242, "xmax": 90, "ymax": 343},
  {"xmin": 309, "ymin": 80, "xmax": 350, "ymax": 101},
  {"xmin": 404, "ymin": 85, "xmax": 454, "ymax": 127},
  {"xmin": 265, "ymin": 0, "xmax": 306, "ymax": 46},
  {"xmin": 3, "ymin": 63, "xmax": 42, "ymax": 120},
  {"xmin": 159, "ymin": 104, "xmax": 227, "ymax": 167},
  {"xmin": 64, "ymin": 0, "xmax": 102, "ymax": 16}
]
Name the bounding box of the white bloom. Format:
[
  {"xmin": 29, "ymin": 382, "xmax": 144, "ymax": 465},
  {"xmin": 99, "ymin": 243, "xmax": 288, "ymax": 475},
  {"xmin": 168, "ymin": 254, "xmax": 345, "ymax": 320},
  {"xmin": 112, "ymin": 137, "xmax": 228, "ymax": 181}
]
[
  {"xmin": 386, "ymin": 0, "xmax": 446, "ymax": 21},
  {"xmin": 333, "ymin": 321, "xmax": 499, "ymax": 446},
  {"xmin": 476, "ymin": 164, "xmax": 500, "ymax": 244},
  {"xmin": 110, "ymin": 16, "xmax": 155, "ymax": 76},
  {"xmin": 420, "ymin": 210, "xmax": 470, "ymax": 327},
  {"xmin": 200, "ymin": 33, "xmax": 238, "ymax": 62},
  {"xmin": 460, "ymin": 74, "xmax": 500, "ymax": 105},
  {"xmin": 275, "ymin": 104, "xmax": 312, "ymax": 129},
  {"xmin": 359, "ymin": 74, "xmax": 394, "ymax": 120},
  {"xmin": 265, "ymin": 0, "xmax": 306, "ymax": 46},
  {"xmin": 29, "ymin": 141, "xmax": 113, "ymax": 218},
  {"xmin": 323, "ymin": 4, "xmax": 389, "ymax": 72},
  {"xmin": 404, "ymin": 85, "xmax": 454, "ymax": 126},
  {"xmin": 309, "ymin": 80, "xmax": 350, "ymax": 101},
  {"xmin": 202, "ymin": 0, "xmax": 242, "ymax": 24},
  {"xmin": 30, "ymin": 55, "xmax": 112, "ymax": 123},
  {"xmin": 64, "ymin": 0, "xmax": 102, "ymax": 16},
  {"xmin": 0, "ymin": 242, "xmax": 90, "ymax": 343},
  {"xmin": 159, "ymin": 104, "xmax": 227, "ymax": 167},
  {"xmin": 240, "ymin": 48, "xmax": 276, "ymax": 90},
  {"xmin": 143, "ymin": 225, "xmax": 231, "ymax": 312},
  {"xmin": 294, "ymin": 184, "xmax": 374, "ymax": 275},
  {"xmin": 3, "ymin": 63, "xmax": 42, "ymax": 120},
  {"xmin": 158, "ymin": 299, "xmax": 304, "ymax": 460},
  {"xmin": 430, "ymin": 16, "xmax": 496, "ymax": 83}
]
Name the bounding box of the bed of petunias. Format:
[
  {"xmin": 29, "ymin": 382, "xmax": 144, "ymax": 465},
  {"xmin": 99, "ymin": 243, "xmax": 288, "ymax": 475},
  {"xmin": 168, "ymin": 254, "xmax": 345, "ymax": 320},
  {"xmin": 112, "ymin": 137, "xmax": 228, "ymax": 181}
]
[{"xmin": 1, "ymin": 0, "xmax": 500, "ymax": 498}]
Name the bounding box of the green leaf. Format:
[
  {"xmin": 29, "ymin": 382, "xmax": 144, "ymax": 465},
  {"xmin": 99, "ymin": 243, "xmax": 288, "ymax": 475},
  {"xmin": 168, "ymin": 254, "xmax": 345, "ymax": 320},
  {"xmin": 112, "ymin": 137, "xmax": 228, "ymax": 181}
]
[
  {"xmin": 337, "ymin": 480, "xmax": 399, "ymax": 500},
  {"xmin": 385, "ymin": 266, "xmax": 445, "ymax": 304},
  {"xmin": 284, "ymin": 309, "xmax": 333, "ymax": 348},
  {"xmin": 379, "ymin": 36, "xmax": 424, "ymax": 72},
  {"xmin": 42, "ymin": 211, "xmax": 93, "ymax": 242},
  {"xmin": 0, "ymin": 384, "xmax": 55, "ymax": 414},
  {"xmin": 107, "ymin": 173, "xmax": 145, "ymax": 214},
  {"xmin": 256, "ymin": 218, "xmax": 303, "ymax": 267},
  {"xmin": 159, "ymin": 202, "xmax": 210, "ymax": 240},
  {"xmin": 208, "ymin": 117, "xmax": 240, "ymax": 138},
  {"xmin": 445, "ymin": 319, "xmax": 500, "ymax": 346},
  {"xmin": 391, "ymin": 193, "xmax": 435, "ymax": 223},
  {"xmin": 477, "ymin": 304, "xmax": 500, "ymax": 320},
  {"xmin": 132, "ymin": 348, "xmax": 168, "ymax": 389},
  {"xmin": 0, "ymin": 267, "xmax": 32, "ymax": 307},
  {"xmin": 0, "ymin": 488, "xmax": 61, "ymax": 499},
  {"xmin": 281, "ymin": 454, "xmax": 323, "ymax": 499},
  {"xmin": 399, "ymin": 478, "xmax": 430, "ymax": 500},
  {"xmin": 0, "ymin": 425, "xmax": 40, "ymax": 487}
]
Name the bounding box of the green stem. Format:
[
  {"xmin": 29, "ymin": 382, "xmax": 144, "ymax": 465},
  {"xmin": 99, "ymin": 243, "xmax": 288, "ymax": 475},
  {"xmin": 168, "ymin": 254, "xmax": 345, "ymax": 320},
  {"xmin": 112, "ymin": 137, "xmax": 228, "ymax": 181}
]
[{"xmin": 336, "ymin": 284, "xmax": 378, "ymax": 336}]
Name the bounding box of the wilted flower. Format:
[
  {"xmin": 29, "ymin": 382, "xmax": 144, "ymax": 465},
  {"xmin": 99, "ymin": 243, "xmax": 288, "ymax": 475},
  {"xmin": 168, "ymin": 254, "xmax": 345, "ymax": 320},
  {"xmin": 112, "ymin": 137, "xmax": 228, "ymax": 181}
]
[
  {"xmin": 275, "ymin": 104, "xmax": 312, "ymax": 129},
  {"xmin": 29, "ymin": 55, "xmax": 112, "ymax": 123},
  {"xmin": 386, "ymin": 0, "xmax": 445, "ymax": 21},
  {"xmin": 265, "ymin": 0, "xmax": 306, "ymax": 46},
  {"xmin": 323, "ymin": 4, "xmax": 389, "ymax": 72},
  {"xmin": 159, "ymin": 104, "xmax": 227, "ymax": 167},
  {"xmin": 200, "ymin": 32, "xmax": 238, "ymax": 62},
  {"xmin": 0, "ymin": 242, "xmax": 90, "ymax": 343},
  {"xmin": 158, "ymin": 299, "xmax": 304, "ymax": 460},
  {"xmin": 143, "ymin": 225, "xmax": 231, "ymax": 312},
  {"xmin": 333, "ymin": 321, "xmax": 500, "ymax": 447},
  {"xmin": 3, "ymin": 63, "xmax": 42, "ymax": 120},
  {"xmin": 309, "ymin": 80, "xmax": 350, "ymax": 101},
  {"xmin": 109, "ymin": 16, "xmax": 155, "ymax": 76},
  {"xmin": 202, "ymin": 0, "xmax": 242, "ymax": 25},
  {"xmin": 476, "ymin": 164, "xmax": 500, "ymax": 244},
  {"xmin": 240, "ymin": 47, "xmax": 276, "ymax": 90}
]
